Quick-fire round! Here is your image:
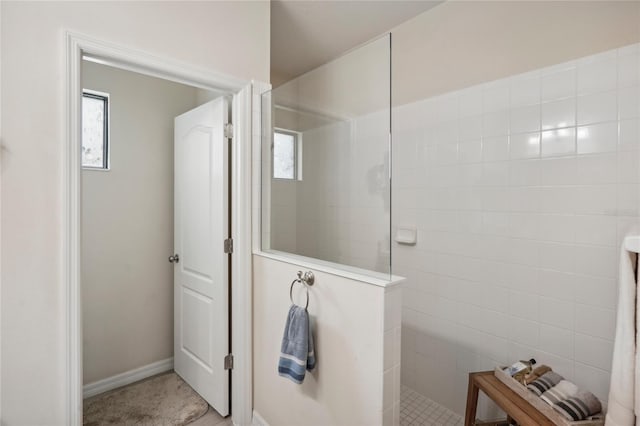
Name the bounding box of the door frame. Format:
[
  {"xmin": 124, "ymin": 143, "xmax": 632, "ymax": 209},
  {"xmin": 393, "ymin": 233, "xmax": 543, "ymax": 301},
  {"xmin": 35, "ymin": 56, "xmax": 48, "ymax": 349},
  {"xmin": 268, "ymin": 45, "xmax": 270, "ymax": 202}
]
[{"xmin": 64, "ymin": 31, "xmax": 255, "ymax": 426}]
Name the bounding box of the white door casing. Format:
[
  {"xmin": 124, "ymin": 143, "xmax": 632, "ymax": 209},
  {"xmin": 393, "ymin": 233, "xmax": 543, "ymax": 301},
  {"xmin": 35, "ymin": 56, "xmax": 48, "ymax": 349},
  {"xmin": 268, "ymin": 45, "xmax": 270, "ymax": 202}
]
[
  {"xmin": 66, "ymin": 32, "xmax": 257, "ymax": 426},
  {"xmin": 173, "ymin": 97, "xmax": 230, "ymax": 416}
]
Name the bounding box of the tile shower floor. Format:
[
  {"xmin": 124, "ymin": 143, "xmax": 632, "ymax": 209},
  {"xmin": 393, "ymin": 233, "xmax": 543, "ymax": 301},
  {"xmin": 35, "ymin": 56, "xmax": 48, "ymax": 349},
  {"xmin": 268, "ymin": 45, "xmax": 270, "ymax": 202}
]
[{"xmin": 401, "ymin": 386, "xmax": 464, "ymax": 426}]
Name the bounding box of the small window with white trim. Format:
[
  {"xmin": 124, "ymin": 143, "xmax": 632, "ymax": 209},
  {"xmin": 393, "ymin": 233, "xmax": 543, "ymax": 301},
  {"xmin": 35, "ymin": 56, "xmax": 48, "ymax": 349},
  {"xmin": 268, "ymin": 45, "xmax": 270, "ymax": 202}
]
[
  {"xmin": 82, "ymin": 90, "xmax": 109, "ymax": 170},
  {"xmin": 273, "ymin": 129, "xmax": 302, "ymax": 180}
]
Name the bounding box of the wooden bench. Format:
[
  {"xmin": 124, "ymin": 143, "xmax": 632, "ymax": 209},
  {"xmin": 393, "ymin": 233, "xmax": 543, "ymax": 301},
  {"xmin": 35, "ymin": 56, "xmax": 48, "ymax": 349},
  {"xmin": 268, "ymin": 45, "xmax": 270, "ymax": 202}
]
[{"xmin": 465, "ymin": 371, "xmax": 555, "ymax": 426}]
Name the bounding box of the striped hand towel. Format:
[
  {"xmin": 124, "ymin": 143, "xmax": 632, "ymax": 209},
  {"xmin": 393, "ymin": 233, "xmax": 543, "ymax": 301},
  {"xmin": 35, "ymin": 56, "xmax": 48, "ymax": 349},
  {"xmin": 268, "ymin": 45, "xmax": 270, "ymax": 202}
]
[
  {"xmin": 278, "ymin": 305, "xmax": 316, "ymax": 384},
  {"xmin": 540, "ymin": 380, "xmax": 579, "ymax": 405},
  {"xmin": 554, "ymin": 391, "xmax": 602, "ymax": 421},
  {"xmin": 527, "ymin": 371, "xmax": 563, "ymax": 396}
]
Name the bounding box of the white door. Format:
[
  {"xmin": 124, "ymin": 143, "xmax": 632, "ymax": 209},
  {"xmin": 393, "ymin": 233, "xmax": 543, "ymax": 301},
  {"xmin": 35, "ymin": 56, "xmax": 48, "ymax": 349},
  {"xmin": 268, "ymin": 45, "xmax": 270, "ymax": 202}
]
[{"xmin": 173, "ymin": 97, "xmax": 230, "ymax": 416}]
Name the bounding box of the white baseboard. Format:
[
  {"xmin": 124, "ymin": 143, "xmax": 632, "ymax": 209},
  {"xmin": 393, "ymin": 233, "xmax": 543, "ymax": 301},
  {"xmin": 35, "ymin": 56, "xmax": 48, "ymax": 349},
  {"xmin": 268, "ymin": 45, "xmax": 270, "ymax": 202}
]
[
  {"xmin": 252, "ymin": 410, "xmax": 270, "ymax": 426},
  {"xmin": 83, "ymin": 357, "xmax": 174, "ymax": 399}
]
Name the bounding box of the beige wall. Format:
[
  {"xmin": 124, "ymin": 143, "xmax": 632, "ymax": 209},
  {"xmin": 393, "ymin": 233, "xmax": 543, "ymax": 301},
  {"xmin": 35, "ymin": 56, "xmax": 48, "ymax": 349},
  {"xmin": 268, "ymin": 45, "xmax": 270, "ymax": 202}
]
[
  {"xmin": 81, "ymin": 62, "xmax": 199, "ymax": 385},
  {"xmin": 0, "ymin": 1, "xmax": 269, "ymax": 423},
  {"xmin": 272, "ymin": 35, "xmax": 391, "ymax": 119},
  {"xmin": 271, "ymin": 2, "xmax": 640, "ymax": 111},
  {"xmin": 392, "ymin": 0, "xmax": 640, "ymax": 106}
]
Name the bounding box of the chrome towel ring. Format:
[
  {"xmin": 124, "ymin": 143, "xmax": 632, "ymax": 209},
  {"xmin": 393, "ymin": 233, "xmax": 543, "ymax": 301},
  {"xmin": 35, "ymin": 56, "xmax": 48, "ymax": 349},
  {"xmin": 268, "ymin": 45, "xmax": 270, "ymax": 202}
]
[{"xmin": 289, "ymin": 270, "xmax": 315, "ymax": 309}]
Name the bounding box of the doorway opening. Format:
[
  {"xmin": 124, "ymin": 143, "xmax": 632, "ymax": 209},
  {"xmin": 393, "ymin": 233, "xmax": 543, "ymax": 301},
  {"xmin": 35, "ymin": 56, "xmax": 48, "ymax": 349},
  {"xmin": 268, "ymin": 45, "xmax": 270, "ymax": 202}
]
[
  {"xmin": 65, "ymin": 32, "xmax": 255, "ymax": 426},
  {"xmin": 80, "ymin": 58, "xmax": 232, "ymax": 425}
]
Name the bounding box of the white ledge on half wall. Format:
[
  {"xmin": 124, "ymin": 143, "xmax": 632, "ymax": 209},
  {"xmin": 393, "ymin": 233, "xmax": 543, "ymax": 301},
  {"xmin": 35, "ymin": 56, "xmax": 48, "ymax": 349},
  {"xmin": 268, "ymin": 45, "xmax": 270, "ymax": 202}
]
[
  {"xmin": 254, "ymin": 250, "xmax": 405, "ymax": 288},
  {"xmin": 624, "ymin": 235, "xmax": 640, "ymax": 254}
]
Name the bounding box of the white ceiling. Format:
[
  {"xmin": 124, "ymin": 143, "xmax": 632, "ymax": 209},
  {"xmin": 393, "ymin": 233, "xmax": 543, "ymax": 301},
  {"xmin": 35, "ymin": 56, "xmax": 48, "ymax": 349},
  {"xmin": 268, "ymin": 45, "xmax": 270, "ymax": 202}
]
[{"xmin": 271, "ymin": 0, "xmax": 442, "ymax": 86}]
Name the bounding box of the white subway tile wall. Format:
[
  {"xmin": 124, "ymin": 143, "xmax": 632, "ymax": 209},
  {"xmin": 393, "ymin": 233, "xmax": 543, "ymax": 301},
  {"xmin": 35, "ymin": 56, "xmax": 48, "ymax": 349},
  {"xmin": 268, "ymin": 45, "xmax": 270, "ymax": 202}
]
[{"xmin": 393, "ymin": 43, "xmax": 640, "ymax": 417}]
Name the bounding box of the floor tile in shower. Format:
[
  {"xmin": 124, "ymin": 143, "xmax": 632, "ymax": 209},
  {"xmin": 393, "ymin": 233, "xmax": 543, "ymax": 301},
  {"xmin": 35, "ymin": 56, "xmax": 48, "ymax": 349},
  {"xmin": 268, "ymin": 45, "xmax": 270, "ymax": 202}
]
[{"xmin": 400, "ymin": 385, "xmax": 464, "ymax": 426}]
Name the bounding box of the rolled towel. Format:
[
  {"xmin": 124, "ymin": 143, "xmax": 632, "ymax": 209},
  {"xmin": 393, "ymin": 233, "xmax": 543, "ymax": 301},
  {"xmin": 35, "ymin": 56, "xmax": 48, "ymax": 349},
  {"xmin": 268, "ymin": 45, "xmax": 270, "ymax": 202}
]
[
  {"xmin": 527, "ymin": 371, "xmax": 563, "ymax": 396},
  {"xmin": 524, "ymin": 365, "xmax": 552, "ymax": 385},
  {"xmin": 554, "ymin": 391, "xmax": 602, "ymax": 421},
  {"xmin": 540, "ymin": 380, "xmax": 579, "ymax": 405}
]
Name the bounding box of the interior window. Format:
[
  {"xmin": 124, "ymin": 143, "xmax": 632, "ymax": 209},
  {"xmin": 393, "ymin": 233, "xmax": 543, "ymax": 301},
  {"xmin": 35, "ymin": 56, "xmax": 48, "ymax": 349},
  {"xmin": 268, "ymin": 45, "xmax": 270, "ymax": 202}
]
[
  {"xmin": 273, "ymin": 129, "xmax": 300, "ymax": 180},
  {"xmin": 82, "ymin": 91, "xmax": 109, "ymax": 169}
]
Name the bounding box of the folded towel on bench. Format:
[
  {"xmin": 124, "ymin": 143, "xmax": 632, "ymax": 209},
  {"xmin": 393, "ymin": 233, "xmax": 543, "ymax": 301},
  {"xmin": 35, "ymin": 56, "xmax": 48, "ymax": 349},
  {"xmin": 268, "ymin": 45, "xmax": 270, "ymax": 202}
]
[
  {"xmin": 527, "ymin": 371, "xmax": 563, "ymax": 396},
  {"xmin": 554, "ymin": 391, "xmax": 602, "ymax": 421},
  {"xmin": 541, "ymin": 380, "xmax": 579, "ymax": 405}
]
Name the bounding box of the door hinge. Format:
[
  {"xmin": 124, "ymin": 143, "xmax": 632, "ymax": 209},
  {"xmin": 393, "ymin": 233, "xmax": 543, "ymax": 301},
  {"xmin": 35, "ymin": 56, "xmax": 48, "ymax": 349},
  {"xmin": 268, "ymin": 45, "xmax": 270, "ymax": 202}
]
[
  {"xmin": 224, "ymin": 238, "xmax": 233, "ymax": 254},
  {"xmin": 224, "ymin": 354, "xmax": 234, "ymax": 370},
  {"xmin": 224, "ymin": 123, "xmax": 233, "ymax": 139}
]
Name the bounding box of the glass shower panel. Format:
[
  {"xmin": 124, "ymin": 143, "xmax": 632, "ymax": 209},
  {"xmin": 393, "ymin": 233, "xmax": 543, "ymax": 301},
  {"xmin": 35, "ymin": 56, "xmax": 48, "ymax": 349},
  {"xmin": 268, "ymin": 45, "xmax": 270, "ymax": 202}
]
[{"xmin": 261, "ymin": 34, "xmax": 391, "ymax": 278}]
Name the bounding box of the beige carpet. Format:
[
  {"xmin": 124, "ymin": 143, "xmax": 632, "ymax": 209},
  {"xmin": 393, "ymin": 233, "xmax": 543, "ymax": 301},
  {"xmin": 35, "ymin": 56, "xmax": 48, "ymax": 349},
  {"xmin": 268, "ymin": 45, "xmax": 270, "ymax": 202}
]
[{"xmin": 83, "ymin": 372, "xmax": 209, "ymax": 426}]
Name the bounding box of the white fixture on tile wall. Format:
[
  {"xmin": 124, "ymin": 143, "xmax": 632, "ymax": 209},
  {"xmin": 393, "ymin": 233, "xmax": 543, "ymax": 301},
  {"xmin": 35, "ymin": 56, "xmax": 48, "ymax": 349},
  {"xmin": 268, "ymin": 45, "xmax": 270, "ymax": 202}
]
[
  {"xmin": 393, "ymin": 42, "xmax": 640, "ymax": 418},
  {"xmin": 624, "ymin": 235, "xmax": 640, "ymax": 253},
  {"xmin": 395, "ymin": 226, "xmax": 417, "ymax": 245}
]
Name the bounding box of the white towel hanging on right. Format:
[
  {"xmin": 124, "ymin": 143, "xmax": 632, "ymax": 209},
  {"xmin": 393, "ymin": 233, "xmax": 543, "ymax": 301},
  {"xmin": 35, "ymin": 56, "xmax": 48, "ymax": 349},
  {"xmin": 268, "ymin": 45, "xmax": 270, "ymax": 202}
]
[{"xmin": 605, "ymin": 236, "xmax": 639, "ymax": 426}]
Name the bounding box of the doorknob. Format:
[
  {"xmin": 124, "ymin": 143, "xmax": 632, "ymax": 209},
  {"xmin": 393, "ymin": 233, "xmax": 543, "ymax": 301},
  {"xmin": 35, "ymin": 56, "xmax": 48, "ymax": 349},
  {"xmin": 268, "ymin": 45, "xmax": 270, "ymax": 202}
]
[{"xmin": 168, "ymin": 254, "xmax": 180, "ymax": 263}]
